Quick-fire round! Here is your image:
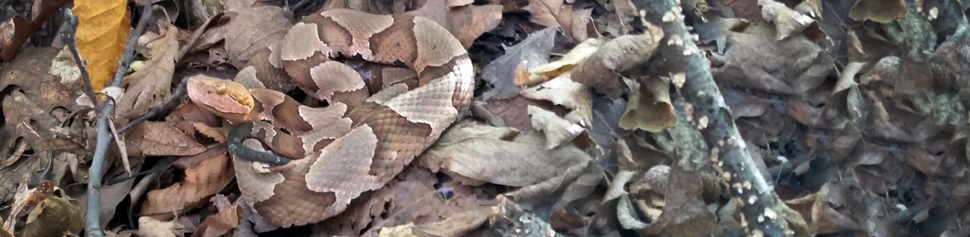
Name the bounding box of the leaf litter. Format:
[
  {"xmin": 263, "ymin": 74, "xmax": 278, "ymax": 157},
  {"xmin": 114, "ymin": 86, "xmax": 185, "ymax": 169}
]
[{"xmin": 1, "ymin": 0, "xmax": 970, "ymax": 236}]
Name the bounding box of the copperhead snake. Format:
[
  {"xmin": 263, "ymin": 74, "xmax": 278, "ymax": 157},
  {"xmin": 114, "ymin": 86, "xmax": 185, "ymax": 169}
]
[{"xmin": 185, "ymin": 9, "xmax": 474, "ymax": 227}]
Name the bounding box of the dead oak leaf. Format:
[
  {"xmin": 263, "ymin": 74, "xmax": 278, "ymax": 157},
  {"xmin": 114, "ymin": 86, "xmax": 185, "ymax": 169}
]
[
  {"xmin": 523, "ymin": 0, "xmax": 592, "ymax": 42},
  {"xmin": 116, "ymin": 20, "xmax": 180, "ymax": 119},
  {"xmin": 141, "ymin": 147, "xmax": 234, "ymax": 219}
]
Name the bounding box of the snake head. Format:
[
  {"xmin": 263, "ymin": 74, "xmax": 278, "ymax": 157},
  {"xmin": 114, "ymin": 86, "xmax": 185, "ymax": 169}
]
[{"xmin": 186, "ymin": 75, "xmax": 257, "ymax": 123}]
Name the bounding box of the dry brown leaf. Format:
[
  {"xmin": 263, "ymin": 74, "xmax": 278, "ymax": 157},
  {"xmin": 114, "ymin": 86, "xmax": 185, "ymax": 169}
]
[
  {"xmin": 141, "ymin": 147, "xmax": 234, "ymax": 219},
  {"xmin": 409, "ymin": 0, "xmax": 503, "ymax": 49},
  {"xmin": 125, "ymin": 121, "xmax": 207, "ymax": 157},
  {"xmin": 619, "ymin": 77, "xmax": 676, "ymax": 132},
  {"xmin": 481, "ymin": 96, "xmax": 534, "ymax": 131},
  {"xmin": 197, "ymin": 6, "xmax": 294, "ymax": 69},
  {"xmin": 418, "ymin": 122, "xmax": 592, "ymax": 187},
  {"xmin": 570, "ymin": 24, "xmax": 663, "ymax": 98},
  {"xmin": 523, "ymin": 0, "xmax": 591, "ymax": 41},
  {"xmin": 72, "ymin": 0, "xmax": 130, "ymax": 91},
  {"xmin": 116, "ymin": 20, "xmax": 180, "ymax": 119},
  {"xmin": 0, "ymin": 91, "xmax": 58, "ymax": 168},
  {"xmin": 521, "ymin": 76, "xmax": 593, "ymax": 127},
  {"xmin": 0, "ymin": 47, "xmax": 80, "ymax": 168},
  {"xmin": 137, "ymin": 216, "xmax": 185, "ymax": 237},
  {"xmin": 22, "ymin": 192, "xmax": 84, "ymax": 237},
  {"xmin": 528, "ymin": 105, "xmax": 585, "ymax": 149},
  {"xmin": 194, "ymin": 203, "xmax": 242, "ymax": 237},
  {"xmin": 848, "ymin": 0, "xmax": 907, "ymax": 23},
  {"xmin": 638, "ymin": 165, "xmax": 715, "ymax": 236},
  {"xmin": 711, "ymin": 24, "xmax": 833, "ymax": 95}
]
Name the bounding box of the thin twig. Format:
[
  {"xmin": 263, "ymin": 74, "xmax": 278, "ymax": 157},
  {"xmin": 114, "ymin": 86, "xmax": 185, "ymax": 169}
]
[
  {"xmin": 82, "ymin": 3, "xmax": 155, "ymax": 236},
  {"xmin": 632, "ymin": 0, "xmax": 791, "ymax": 236},
  {"xmin": 119, "ymin": 76, "xmax": 188, "ymax": 132},
  {"xmin": 59, "ymin": 13, "xmax": 99, "ymax": 108}
]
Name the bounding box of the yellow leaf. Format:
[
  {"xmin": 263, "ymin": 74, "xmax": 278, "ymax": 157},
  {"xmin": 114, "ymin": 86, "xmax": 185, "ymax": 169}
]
[{"xmin": 72, "ymin": 0, "xmax": 130, "ymax": 91}]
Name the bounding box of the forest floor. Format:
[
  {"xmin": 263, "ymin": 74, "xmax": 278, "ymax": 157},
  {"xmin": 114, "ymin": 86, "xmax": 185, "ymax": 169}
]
[{"xmin": 1, "ymin": 0, "xmax": 969, "ymax": 236}]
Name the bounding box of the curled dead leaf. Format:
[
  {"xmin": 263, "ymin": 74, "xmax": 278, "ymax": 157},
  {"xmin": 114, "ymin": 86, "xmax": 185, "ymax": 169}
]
[
  {"xmin": 571, "ymin": 24, "xmax": 664, "ymax": 98},
  {"xmin": 141, "ymin": 147, "xmax": 234, "ymax": 219}
]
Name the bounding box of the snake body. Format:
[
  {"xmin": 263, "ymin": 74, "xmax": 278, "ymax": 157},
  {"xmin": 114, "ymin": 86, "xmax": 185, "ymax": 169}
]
[{"xmin": 186, "ymin": 9, "xmax": 473, "ymax": 227}]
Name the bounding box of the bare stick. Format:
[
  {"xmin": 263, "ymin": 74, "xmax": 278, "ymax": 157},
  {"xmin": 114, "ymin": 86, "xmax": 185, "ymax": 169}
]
[
  {"xmin": 59, "ymin": 14, "xmax": 99, "ymax": 108},
  {"xmin": 632, "ymin": 0, "xmax": 791, "ymax": 236},
  {"xmin": 82, "ymin": 2, "xmax": 154, "ymax": 236}
]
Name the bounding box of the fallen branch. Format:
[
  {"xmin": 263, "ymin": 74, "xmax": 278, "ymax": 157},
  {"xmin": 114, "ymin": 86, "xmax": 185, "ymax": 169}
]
[
  {"xmin": 632, "ymin": 0, "xmax": 791, "ymax": 236},
  {"xmin": 68, "ymin": 2, "xmax": 154, "ymax": 236}
]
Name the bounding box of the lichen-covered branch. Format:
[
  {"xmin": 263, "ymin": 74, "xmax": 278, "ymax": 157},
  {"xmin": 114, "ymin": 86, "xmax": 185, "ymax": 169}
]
[{"xmin": 631, "ymin": 0, "xmax": 791, "ymax": 236}]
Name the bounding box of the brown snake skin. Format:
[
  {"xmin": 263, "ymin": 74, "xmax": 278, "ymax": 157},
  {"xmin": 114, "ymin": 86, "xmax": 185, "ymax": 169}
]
[{"xmin": 185, "ymin": 9, "xmax": 474, "ymax": 227}]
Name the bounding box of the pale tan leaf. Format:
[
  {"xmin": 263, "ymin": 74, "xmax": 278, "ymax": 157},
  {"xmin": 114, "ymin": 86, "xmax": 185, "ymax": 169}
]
[
  {"xmin": 125, "ymin": 121, "xmax": 207, "ymax": 157},
  {"xmin": 619, "ymin": 76, "xmax": 676, "ymax": 132},
  {"xmin": 116, "ymin": 20, "xmax": 180, "ymax": 118},
  {"xmin": 418, "ymin": 122, "xmax": 592, "ymax": 187}
]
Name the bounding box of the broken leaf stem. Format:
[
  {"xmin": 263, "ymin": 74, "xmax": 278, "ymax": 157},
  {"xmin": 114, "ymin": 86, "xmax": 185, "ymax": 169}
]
[
  {"xmin": 632, "ymin": 0, "xmax": 791, "ymax": 235},
  {"xmin": 82, "ymin": 3, "xmax": 154, "ymax": 237}
]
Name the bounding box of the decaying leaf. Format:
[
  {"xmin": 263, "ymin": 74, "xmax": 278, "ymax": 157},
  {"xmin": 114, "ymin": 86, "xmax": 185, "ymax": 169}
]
[
  {"xmin": 116, "ymin": 20, "xmax": 180, "ymax": 119},
  {"xmin": 481, "ymin": 96, "xmax": 534, "ymax": 131},
  {"xmin": 521, "ymin": 75, "xmax": 593, "ymax": 130},
  {"xmin": 570, "ymin": 23, "xmax": 663, "ymax": 98},
  {"xmin": 22, "ymin": 192, "xmax": 84, "ymax": 237},
  {"xmin": 137, "ymin": 216, "xmax": 186, "ymax": 237},
  {"xmin": 523, "ymin": 0, "xmax": 592, "ymax": 41},
  {"xmin": 195, "ymin": 201, "xmax": 243, "ymax": 237},
  {"xmin": 419, "ymin": 122, "xmax": 593, "ymax": 187},
  {"xmin": 759, "ymin": 0, "xmax": 815, "ymax": 40},
  {"xmin": 378, "ymin": 207, "xmax": 492, "ymax": 237},
  {"xmin": 619, "ymin": 77, "xmax": 676, "ymax": 132},
  {"xmin": 140, "ymin": 147, "xmax": 234, "ymax": 219},
  {"xmin": 711, "ymin": 23, "xmax": 833, "ymax": 95},
  {"xmin": 71, "ymin": 0, "xmax": 130, "ymax": 90},
  {"xmin": 197, "ymin": 6, "xmax": 294, "ymax": 69},
  {"xmin": 125, "ymin": 121, "xmax": 207, "ymax": 157}
]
